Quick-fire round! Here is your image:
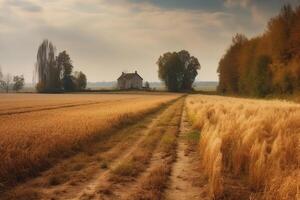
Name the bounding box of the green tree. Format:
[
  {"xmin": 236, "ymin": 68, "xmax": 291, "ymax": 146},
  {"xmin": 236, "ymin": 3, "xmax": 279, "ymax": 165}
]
[
  {"xmin": 0, "ymin": 74, "xmax": 12, "ymax": 93},
  {"xmin": 0, "ymin": 68, "xmax": 12, "ymax": 93},
  {"xmin": 74, "ymin": 71, "xmax": 87, "ymax": 90},
  {"xmin": 13, "ymin": 75, "xmax": 25, "ymax": 92},
  {"xmin": 178, "ymin": 50, "xmax": 201, "ymax": 90},
  {"xmin": 57, "ymin": 51, "xmax": 75, "ymax": 91},
  {"xmin": 157, "ymin": 50, "xmax": 200, "ymax": 92},
  {"xmin": 36, "ymin": 39, "xmax": 61, "ymax": 92}
]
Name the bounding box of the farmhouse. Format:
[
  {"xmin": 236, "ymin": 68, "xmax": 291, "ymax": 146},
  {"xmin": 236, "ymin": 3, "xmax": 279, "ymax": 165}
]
[{"xmin": 117, "ymin": 71, "xmax": 143, "ymax": 90}]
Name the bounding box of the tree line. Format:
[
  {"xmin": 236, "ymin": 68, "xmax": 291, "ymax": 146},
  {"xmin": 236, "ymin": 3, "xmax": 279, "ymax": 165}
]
[
  {"xmin": 35, "ymin": 39, "xmax": 87, "ymax": 93},
  {"xmin": 0, "ymin": 68, "xmax": 25, "ymax": 93},
  {"xmin": 218, "ymin": 5, "xmax": 300, "ymax": 97}
]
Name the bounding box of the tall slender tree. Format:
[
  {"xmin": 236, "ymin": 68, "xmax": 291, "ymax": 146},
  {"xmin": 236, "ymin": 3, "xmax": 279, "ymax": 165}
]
[{"xmin": 36, "ymin": 40, "xmax": 61, "ymax": 92}]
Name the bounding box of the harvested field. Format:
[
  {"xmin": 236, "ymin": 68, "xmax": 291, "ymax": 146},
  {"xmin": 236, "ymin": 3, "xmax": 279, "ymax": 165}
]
[{"xmin": 0, "ymin": 93, "xmax": 180, "ymax": 189}]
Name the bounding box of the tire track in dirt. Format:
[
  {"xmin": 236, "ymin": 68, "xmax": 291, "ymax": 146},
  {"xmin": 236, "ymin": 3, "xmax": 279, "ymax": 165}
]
[
  {"xmin": 72, "ymin": 114, "xmax": 164, "ymax": 200},
  {"xmin": 95, "ymin": 98, "xmax": 184, "ymax": 200},
  {"xmin": 164, "ymin": 102, "xmax": 209, "ymax": 200},
  {"xmin": 78, "ymin": 98, "xmax": 184, "ymax": 200}
]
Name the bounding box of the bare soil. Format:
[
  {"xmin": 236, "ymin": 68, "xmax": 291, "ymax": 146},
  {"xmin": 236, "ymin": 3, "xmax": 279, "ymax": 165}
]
[{"xmin": 164, "ymin": 104, "xmax": 209, "ymax": 200}]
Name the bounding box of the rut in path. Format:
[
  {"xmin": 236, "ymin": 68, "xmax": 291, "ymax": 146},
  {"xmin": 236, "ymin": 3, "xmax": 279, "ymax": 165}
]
[
  {"xmin": 164, "ymin": 104, "xmax": 209, "ymax": 200},
  {"xmin": 72, "ymin": 110, "xmax": 165, "ymax": 200},
  {"xmin": 78, "ymin": 98, "xmax": 184, "ymax": 200},
  {"xmin": 100, "ymin": 98, "xmax": 184, "ymax": 200}
]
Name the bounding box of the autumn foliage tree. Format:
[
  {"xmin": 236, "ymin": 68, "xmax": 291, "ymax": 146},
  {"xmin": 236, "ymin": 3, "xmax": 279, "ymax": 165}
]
[{"xmin": 218, "ymin": 4, "xmax": 300, "ymax": 96}]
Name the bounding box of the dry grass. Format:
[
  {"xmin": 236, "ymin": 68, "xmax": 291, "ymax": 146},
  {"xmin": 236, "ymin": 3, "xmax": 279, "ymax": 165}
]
[
  {"xmin": 186, "ymin": 95, "xmax": 300, "ymax": 200},
  {"xmin": 129, "ymin": 100, "xmax": 183, "ymax": 200},
  {"xmin": 0, "ymin": 93, "xmax": 180, "ymax": 189},
  {"xmin": 129, "ymin": 128, "xmax": 179, "ymax": 200},
  {"xmin": 111, "ymin": 126, "xmax": 163, "ymax": 181},
  {"xmin": 131, "ymin": 163, "xmax": 172, "ymax": 200}
]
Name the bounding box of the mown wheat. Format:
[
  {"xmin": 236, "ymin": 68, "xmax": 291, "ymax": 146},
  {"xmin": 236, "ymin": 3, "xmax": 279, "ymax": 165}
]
[{"xmin": 0, "ymin": 93, "xmax": 180, "ymax": 187}]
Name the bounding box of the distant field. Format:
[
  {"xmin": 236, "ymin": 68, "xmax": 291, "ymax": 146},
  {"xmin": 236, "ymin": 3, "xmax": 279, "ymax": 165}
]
[{"xmin": 0, "ymin": 93, "xmax": 180, "ymax": 187}]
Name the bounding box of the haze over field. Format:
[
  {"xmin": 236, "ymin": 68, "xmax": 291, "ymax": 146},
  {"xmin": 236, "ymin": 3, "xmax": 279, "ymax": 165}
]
[{"xmin": 0, "ymin": 0, "xmax": 298, "ymax": 83}]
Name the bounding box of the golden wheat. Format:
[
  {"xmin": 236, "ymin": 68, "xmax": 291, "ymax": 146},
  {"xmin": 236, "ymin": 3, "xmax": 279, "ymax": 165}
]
[
  {"xmin": 0, "ymin": 93, "xmax": 180, "ymax": 187},
  {"xmin": 186, "ymin": 95, "xmax": 300, "ymax": 200},
  {"xmin": 0, "ymin": 93, "xmax": 141, "ymax": 114}
]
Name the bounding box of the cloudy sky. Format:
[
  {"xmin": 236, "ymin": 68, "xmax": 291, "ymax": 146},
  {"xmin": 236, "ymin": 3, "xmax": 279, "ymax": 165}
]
[{"xmin": 0, "ymin": 0, "xmax": 298, "ymax": 83}]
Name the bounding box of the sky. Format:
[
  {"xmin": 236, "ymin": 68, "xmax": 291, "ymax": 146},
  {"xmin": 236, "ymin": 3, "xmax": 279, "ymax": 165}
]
[{"xmin": 0, "ymin": 0, "xmax": 299, "ymax": 83}]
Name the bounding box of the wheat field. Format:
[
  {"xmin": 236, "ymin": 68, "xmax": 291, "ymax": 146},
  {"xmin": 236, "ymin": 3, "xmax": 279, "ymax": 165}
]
[
  {"xmin": 186, "ymin": 95, "xmax": 300, "ymax": 200},
  {"xmin": 0, "ymin": 93, "xmax": 180, "ymax": 187}
]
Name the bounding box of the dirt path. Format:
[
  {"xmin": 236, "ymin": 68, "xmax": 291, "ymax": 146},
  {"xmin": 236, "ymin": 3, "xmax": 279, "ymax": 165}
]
[
  {"xmin": 73, "ymin": 108, "xmax": 166, "ymax": 200},
  {"xmin": 81, "ymin": 98, "xmax": 184, "ymax": 200},
  {"xmin": 112, "ymin": 99, "xmax": 184, "ymax": 200},
  {"xmin": 164, "ymin": 104, "xmax": 209, "ymax": 200}
]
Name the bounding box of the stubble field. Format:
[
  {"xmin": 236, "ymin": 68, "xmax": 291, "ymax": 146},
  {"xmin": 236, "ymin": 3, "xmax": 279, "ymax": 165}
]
[{"xmin": 0, "ymin": 93, "xmax": 181, "ymax": 189}]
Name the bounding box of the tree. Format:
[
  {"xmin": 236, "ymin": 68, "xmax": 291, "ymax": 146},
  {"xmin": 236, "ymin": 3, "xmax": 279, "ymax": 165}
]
[
  {"xmin": 157, "ymin": 52, "xmax": 184, "ymax": 92},
  {"xmin": 218, "ymin": 34, "xmax": 248, "ymax": 94},
  {"xmin": 178, "ymin": 50, "xmax": 201, "ymax": 90},
  {"xmin": 0, "ymin": 73, "xmax": 12, "ymax": 93},
  {"xmin": 35, "ymin": 40, "xmax": 88, "ymax": 93},
  {"xmin": 36, "ymin": 40, "xmax": 61, "ymax": 92},
  {"xmin": 0, "ymin": 67, "xmax": 3, "ymax": 80},
  {"xmin": 74, "ymin": 71, "xmax": 87, "ymax": 90},
  {"xmin": 217, "ymin": 4, "xmax": 300, "ymax": 96},
  {"xmin": 0, "ymin": 67, "xmax": 3, "ymax": 90},
  {"xmin": 57, "ymin": 51, "xmax": 76, "ymax": 91},
  {"xmin": 253, "ymin": 55, "xmax": 272, "ymax": 97},
  {"xmin": 57, "ymin": 51, "xmax": 73, "ymax": 77},
  {"xmin": 157, "ymin": 50, "xmax": 200, "ymax": 92},
  {"xmin": 13, "ymin": 75, "xmax": 25, "ymax": 92}
]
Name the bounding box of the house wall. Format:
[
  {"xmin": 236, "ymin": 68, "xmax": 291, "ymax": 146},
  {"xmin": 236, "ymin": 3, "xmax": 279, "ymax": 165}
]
[
  {"xmin": 117, "ymin": 79, "xmax": 126, "ymax": 89},
  {"xmin": 118, "ymin": 76, "xmax": 143, "ymax": 89},
  {"xmin": 130, "ymin": 76, "xmax": 143, "ymax": 89}
]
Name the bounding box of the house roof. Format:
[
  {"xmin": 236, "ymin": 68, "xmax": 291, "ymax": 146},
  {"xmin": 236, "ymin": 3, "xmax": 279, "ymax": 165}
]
[{"xmin": 118, "ymin": 72, "xmax": 143, "ymax": 80}]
